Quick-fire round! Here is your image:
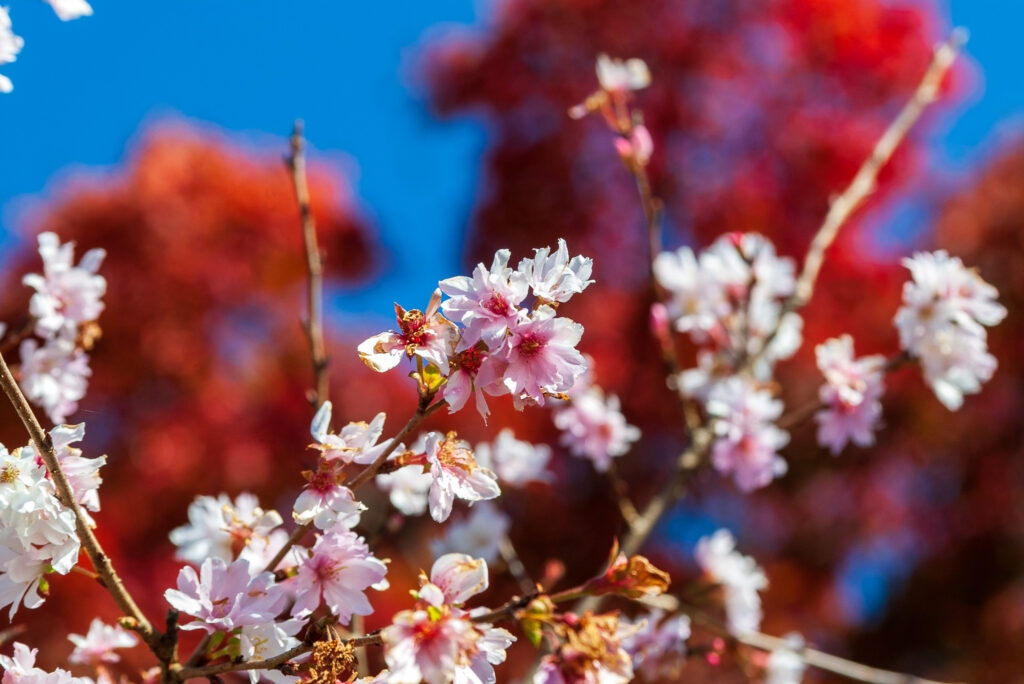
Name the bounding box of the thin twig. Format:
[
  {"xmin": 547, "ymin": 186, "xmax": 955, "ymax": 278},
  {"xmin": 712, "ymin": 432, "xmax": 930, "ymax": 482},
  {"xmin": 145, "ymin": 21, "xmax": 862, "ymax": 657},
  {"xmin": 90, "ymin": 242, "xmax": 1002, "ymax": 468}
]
[
  {"xmin": 499, "ymin": 535, "xmax": 536, "ymax": 595},
  {"xmin": 604, "ymin": 459, "xmax": 640, "ymax": 526},
  {"xmin": 747, "ymin": 30, "xmax": 966, "ymax": 370},
  {"xmin": 286, "ymin": 121, "xmax": 330, "ymax": 408},
  {"xmin": 0, "ymin": 351, "xmax": 159, "ymax": 649},
  {"xmin": 645, "ymin": 594, "xmax": 965, "ymax": 684}
]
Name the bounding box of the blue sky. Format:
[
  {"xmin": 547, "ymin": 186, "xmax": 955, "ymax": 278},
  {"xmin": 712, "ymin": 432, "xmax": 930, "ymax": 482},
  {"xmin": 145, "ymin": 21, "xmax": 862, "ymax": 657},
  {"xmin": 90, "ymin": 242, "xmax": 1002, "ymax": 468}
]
[{"xmin": 0, "ymin": 0, "xmax": 1021, "ymax": 318}]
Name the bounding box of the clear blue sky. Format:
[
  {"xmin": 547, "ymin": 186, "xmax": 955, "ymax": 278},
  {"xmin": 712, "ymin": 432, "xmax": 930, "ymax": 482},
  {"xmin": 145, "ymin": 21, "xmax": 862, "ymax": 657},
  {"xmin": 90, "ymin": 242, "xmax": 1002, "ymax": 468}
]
[{"xmin": 0, "ymin": 0, "xmax": 1020, "ymax": 318}]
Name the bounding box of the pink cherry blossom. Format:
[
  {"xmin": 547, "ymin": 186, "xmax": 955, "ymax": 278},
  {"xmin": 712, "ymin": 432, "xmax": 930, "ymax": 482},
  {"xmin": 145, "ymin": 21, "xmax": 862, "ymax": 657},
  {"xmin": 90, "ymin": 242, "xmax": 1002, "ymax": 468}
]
[
  {"xmin": 67, "ymin": 618, "xmax": 138, "ymax": 665},
  {"xmin": 164, "ymin": 558, "xmax": 285, "ymax": 633},
  {"xmin": 289, "ymin": 524, "xmax": 388, "ymax": 622},
  {"xmin": 439, "ymin": 250, "xmax": 528, "ymax": 348},
  {"xmin": 706, "ymin": 377, "xmax": 788, "ymax": 492},
  {"xmin": 18, "ymin": 338, "xmax": 91, "ymax": 425},
  {"xmin": 553, "ymin": 386, "xmax": 639, "ymax": 473},
  {"xmin": 425, "ymin": 553, "xmax": 489, "ymax": 606},
  {"xmin": 442, "ymin": 346, "xmax": 505, "ymax": 423},
  {"xmin": 376, "ymin": 462, "xmax": 432, "ymax": 517},
  {"xmin": 474, "ymin": 428, "xmax": 551, "ymax": 486},
  {"xmin": 292, "ymin": 470, "xmax": 363, "ymax": 531},
  {"xmin": 814, "ymin": 336, "xmax": 885, "ymax": 454},
  {"xmin": 1, "ymin": 642, "xmax": 90, "ymax": 684},
  {"xmin": 503, "ymin": 307, "xmax": 587, "ymax": 407},
  {"xmin": 423, "ymin": 432, "xmax": 500, "ymax": 523}
]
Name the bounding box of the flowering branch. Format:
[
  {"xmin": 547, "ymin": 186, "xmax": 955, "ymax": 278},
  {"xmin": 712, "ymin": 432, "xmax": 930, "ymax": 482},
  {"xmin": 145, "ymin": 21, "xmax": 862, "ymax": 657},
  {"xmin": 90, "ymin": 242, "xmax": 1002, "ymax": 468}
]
[
  {"xmin": 747, "ymin": 29, "xmax": 966, "ymax": 369},
  {"xmin": 286, "ymin": 121, "xmax": 330, "ymax": 408},
  {"xmin": 0, "ymin": 351, "xmax": 160, "ymax": 650},
  {"xmin": 260, "ymin": 398, "xmax": 447, "ymax": 574}
]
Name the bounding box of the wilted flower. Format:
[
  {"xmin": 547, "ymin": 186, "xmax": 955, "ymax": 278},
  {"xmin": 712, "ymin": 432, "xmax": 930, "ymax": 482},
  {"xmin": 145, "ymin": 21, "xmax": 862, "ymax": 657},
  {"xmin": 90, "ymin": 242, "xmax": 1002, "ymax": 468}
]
[{"xmin": 359, "ymin": 291, "xmax": 458, "ymax": 374}]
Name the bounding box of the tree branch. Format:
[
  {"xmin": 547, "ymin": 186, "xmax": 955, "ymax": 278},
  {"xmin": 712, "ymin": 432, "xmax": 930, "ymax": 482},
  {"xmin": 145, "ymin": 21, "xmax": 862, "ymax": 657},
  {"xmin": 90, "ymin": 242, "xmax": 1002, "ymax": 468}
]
[
  {"xmin": 286, "ymin": 120, "xmax": 330, "ymax": 409},
  {"xmin": 0, "ymin": 351, "xmax": 159, "ymax": 649}
]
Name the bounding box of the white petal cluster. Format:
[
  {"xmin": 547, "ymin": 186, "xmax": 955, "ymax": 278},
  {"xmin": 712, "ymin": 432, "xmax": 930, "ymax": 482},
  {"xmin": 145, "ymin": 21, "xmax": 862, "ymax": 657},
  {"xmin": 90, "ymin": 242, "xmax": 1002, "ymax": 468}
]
[
  {"xmin": 474, "ymin": 428, "xmax": 552, "ymax": 486},
  {"xmin": 423, "ymin": 432, "xmax": 501, "ymax": 523},
  {"xmin": 16, "ymin": 233, "xmax": 106, "ymax": 424},
  {"xmin": 595, "ymin": 54, "xmax": 651, "ymax": 93},
  {"xmin": 170, "ymin": 492, "xmax": 287, "ymax": 570},
  {"xmin": 165, "ymin": 558, "xmax": 286, "ymax": 634},
  {"xmin": 0, "ymin": 437, "xmax": 82, "ymax": 618},
  {"xmin": 430, "ymin": 501, "xmax": 509, "ymax": 564},
  {"xmin": 895, "ymin": 251, "xmax": 1006, "ymax": 410},
  {"xmin": 1, "ymin": 643, "xmax": 92, "ymax": 684},
  {"xmin": 696, "ymin": 529, "xmax": 767, "ymax": 636}
]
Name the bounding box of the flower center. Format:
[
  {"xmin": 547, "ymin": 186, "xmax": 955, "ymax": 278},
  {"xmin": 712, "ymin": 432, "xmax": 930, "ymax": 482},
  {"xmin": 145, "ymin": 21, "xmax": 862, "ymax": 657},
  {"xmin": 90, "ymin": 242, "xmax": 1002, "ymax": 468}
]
[
  {"xmin": 0, "ymin": 464, "xmax": 19, "ymax": 484},
  {"xmin": 518, "ymin": 333, "xmax": 546, "ymax": 358},
  {"xmin": 483, "ymin": 294, "xmax": 510, "ymax": 316}
]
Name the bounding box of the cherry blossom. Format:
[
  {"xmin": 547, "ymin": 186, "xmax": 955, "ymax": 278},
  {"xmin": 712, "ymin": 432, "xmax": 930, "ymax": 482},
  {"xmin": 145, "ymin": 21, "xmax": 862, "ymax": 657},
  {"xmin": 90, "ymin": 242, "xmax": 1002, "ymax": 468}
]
[
  {"xmin": 289, "ymin": 523, "xmax": 388, "ymax": 622},
  {"xmin": 309, "ymin": 400, "xmax": 389, "ymax": 465},
  {"xmin": 292, "ymin": 471, "xmax": 363, "ymax": 531},
  {"xmin": 553, "ymin": 386, "xmax": 639, "ymax": 473},
  {"xmin": 442, "ymin": 345, "xmax": 504, "ymax": 423},
  {"xmin": 706, "ymin": 377, "xmax": 789, "ymax": 492},
  {"xmin": 430, "ymin": 502, "xmax": 509, "ymax": 564},
  {"xmin": 382, "ymin": 554, "xmax": 513, "ymax": 684},
  {"xmin": 376, "ymin": 462, "xmax": 432, "ymax": 517},
  {"xmin": 422, "ymin": 432, "xmax": 500, "ymax": 523},
  {"xmin": 164, "ymin": 558, "xmax": 286, "ymax": 633},
  {"xmin": 895, "ymin": 250, "xmax": 1006, "ymax": 410},
  {"xmin": 67, "ymin": 619, "xmax": 138, "ymax": 665},
  {"xmin": 170, "ymin": 493, "xmax": 285, "ymax": 567},
  {"xmin": 239, "ymin": 620, "xmax": 303, "ymax": 684},
  {"xmin": 814, "ymin": 336, "xmax": 886, "ymax": 454},
  {"xmin": 516, "ymin": 239, "xmax": 594, "ymax": 305},
  {"xmin": 440, "ymin": 250, "xmax": 528, "ymax": 348},
  {"xmin": 474, "ymin": 428, "xmax": 552, "ymax": 486},
  {"xmin": 358, "ymin": 291, "xmax": 458, "ymax": 373},
  {"xmin": 22, "ymin": 232, "xmax": 106, "ymax": 341},
  {"xmin": 0, "ymin": 643, "xmax": 91, "ymax": 684},
  {"xmin": 653, "ymin": 246, "xmax": 728, "ymax": 338},
  {"xmin": 503, "ymin": 307, "xmax": 587, "ymax": 407},
  {"xmin": 18, "ymin": 338, "xmax": 91, "ymax": 425},
  {"xmin": 696, "ymin": 529, "xmax": 767, "ymax": 635}
]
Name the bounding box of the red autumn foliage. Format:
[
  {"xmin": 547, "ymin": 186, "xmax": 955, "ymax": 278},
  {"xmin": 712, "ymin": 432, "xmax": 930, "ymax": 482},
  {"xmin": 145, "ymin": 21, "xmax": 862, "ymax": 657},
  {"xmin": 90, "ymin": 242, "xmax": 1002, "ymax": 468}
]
[{"xmin": 0, "ymin": 1, "xmax": 1019, "ymax": 682}]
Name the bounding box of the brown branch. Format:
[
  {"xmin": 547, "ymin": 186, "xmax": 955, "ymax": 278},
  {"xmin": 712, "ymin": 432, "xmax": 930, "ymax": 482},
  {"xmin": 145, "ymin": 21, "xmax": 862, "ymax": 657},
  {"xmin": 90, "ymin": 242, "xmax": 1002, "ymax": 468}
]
[
  {"xmin": 0, "ymin": 318, "xmax": 34, "ymax": 355},
  {"xmin": 650, "ymin": 596, "xmax": 965, "ymax": 684},
  {"xmin": 499, "ymin": 535, "xmax": 536, "ymax": 595},
  {"xmin": 747, "ymin": 30, "xmax": 965, "ymax": 370},
  {"xmin": 0, "ymin": 351, "xmax": 159, "ymax": 649},
  {"xmin": 286, "ymin": 121, "xmax": 330, "ymax": 409}
]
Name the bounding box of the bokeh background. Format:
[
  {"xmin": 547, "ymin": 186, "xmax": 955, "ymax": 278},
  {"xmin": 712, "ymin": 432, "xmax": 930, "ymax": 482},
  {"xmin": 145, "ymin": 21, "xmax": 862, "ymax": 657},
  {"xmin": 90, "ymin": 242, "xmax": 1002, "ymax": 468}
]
[{"xmin": 1, "ymin": 1, "xmax": 1023, "ymax": 682}]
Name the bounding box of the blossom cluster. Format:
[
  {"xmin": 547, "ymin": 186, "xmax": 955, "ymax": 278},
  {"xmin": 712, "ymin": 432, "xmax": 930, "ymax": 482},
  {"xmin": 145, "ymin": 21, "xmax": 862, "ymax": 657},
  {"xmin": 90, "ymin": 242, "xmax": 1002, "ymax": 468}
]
[
  {"xmin": 696, "ymin": 529, "xmax": 768, "ymax": 636},
  {"xmin": 895, "ymin": 251, "xmax": 1007, "ymax": 410},
  {"xmin": 13, "ymin": 233, "xmax": 107, "ymax": 424},
  {"xmin": 359, "ymin": 239, "xmax": 593, "ymax": 420},
  {"xmin": 0, "ymin": 425, "xmax": 104, "ymax": 618}
]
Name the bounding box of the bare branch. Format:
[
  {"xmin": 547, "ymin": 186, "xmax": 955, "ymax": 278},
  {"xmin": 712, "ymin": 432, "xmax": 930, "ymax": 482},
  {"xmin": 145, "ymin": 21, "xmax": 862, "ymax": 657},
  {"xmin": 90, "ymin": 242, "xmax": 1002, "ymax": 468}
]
[{"xmin": 286, "ymin": 121, "xmax": 330, "ymax": 409}]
